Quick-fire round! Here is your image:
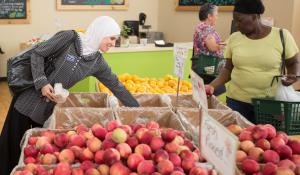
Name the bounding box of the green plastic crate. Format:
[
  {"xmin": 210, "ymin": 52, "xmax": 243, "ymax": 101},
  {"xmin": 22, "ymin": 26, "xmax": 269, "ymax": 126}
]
[{"xmin": 252, "ymin": 98, "xmax": 300, "ymax": 135}]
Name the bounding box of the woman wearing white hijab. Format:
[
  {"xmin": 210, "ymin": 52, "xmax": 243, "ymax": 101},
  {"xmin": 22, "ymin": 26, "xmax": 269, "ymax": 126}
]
[{"xmin": 0, "ymin": 16, "xmax": 139, "ymax": 175}]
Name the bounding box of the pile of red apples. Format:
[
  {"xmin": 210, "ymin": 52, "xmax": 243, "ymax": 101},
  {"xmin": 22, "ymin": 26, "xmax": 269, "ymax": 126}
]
[
  {"xmin": 15, "ymin": 120, "xmax": 210, "ymax": 175},
  {"xmin": 227, "ymin": 124, "xmax": 300, "ymax": 175}
]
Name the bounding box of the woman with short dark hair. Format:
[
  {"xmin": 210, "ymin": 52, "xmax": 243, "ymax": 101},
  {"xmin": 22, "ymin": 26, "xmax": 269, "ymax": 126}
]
[
  {"xmin": 207, "ymin": 0, "xmax": 299, "ymax": 123},
  {"xmin": 192, "ymin": 3, "xmax": 226, "ymax": 96}
]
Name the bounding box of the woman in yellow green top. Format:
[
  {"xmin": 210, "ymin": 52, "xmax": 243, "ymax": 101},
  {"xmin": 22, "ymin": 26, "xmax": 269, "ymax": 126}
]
[{"xmin": 207, "ymin": 0, "xmax": 299, "ymax": 123}]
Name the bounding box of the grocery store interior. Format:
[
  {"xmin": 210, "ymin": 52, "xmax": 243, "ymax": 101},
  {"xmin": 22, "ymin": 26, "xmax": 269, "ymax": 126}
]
[{"xmin": 1, "ymin": 0, "xmax": 300, "ymax": 174}]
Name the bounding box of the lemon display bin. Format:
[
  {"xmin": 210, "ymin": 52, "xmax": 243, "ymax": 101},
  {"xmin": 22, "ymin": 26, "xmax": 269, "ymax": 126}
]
[{"xmin": 69, "ymin": 43, "xmax": 193, "ymax": 92}]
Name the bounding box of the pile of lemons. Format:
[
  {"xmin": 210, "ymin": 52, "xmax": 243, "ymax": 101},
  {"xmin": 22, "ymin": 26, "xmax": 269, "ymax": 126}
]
[{"xmin": 98, "ymin": 73, "xmax": 192, "ymax": 94}]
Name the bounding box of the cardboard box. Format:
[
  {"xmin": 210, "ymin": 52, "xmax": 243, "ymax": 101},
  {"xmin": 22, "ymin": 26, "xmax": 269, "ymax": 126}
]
[{"xmin": 45, "ymin": 107, "xmax": 115, "ymax": 129}]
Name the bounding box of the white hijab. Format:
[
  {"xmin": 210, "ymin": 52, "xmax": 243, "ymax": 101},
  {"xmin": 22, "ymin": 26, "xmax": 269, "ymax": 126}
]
[{"xmin": 79, "ymin": 16, "xmax": 120, "ymax": 55}]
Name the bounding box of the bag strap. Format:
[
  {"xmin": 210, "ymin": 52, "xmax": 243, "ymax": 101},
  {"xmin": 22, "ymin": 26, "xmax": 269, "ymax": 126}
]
[
  {"xmin": 270, "ymin": 29, "xmax": 287, "ymax": 86},
  {"xmin": 279, "ymin": 28, "xmax": 286, "ymax": 75}
]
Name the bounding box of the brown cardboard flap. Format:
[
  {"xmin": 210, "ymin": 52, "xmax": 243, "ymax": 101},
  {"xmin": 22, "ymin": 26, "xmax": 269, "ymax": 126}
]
[
  {"xmin": 45, "ymin": 107, "xmax": 115, "ymax": 129},
  {"xmin": 176, "ymin": 109, "xmax": 253, "ymax": 146},
  {"xmin": 57, "ymin": 92, "xmax": 109, "ymax": 108},
  {"xmin": 207, "ymin": 95, "xmax": 231, "ymax": 110},
  {"xmin": 114, "ymin": 108, "xmax": 186, "ymax": 132},
  {"xmin": 168, "ymin": 94, "xmax": 199, "ymax": 108},
  {"xmin": 111, "ymin": 94, "xmax": 171, "ymax": 108},
  {"xmin": 207, "ymin": 110, "xmax": 253, "ymax": 128}
]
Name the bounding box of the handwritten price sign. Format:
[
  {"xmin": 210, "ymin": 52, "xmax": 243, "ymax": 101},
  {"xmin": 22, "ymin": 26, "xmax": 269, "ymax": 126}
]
[
  {"xmin": 173, "ymin": 44, "xmax": 188, "ymax": 79},
  {"xmin": 190, "ymin": 70, "xmax": 208, "ymax": 109},
  {"xmin": 200, "ymin": 109, "xmax": 238, "ymax": 175}
]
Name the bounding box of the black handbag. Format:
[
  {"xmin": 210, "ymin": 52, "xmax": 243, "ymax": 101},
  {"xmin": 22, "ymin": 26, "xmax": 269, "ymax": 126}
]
[{"xmin": 7, "ymin": 31, "xmax": 76, "ymax": 95}]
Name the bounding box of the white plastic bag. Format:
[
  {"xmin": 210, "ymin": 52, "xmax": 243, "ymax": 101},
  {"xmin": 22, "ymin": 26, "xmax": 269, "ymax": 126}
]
[
  {"xmin": 275, "ymin": 82, "xmax": 300, "ymax": 102},
  {"xmin": 54, "ymin": 83, "xmax": 69, "ymax": 104}
]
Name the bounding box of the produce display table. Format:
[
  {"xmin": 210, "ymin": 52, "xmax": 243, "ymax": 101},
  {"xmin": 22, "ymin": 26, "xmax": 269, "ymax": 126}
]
[{"xmin": 69, "ymin": 43, "xmax": 193, "ymax": 92}]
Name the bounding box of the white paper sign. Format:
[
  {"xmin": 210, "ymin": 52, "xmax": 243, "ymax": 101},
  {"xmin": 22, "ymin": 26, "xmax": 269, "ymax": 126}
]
[
  {"xmin": 200, "ymin": 109, "xmax": 238, "ymax": 175},
  {"xmin": 173, "ymin": 44, "xmax": 188, "ymax": 79},
  {"xmin": 190, "ymin": 70, "xmax": 208, "ymax": 109}
]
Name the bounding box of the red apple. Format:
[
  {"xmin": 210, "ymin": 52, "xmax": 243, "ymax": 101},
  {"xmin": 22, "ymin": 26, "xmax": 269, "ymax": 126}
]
[
  {"xmin": 127, "ymin": 153, "xmax": 144, "ymax": 170},
  {"xmin": 227, "ymin": 124, "xmax": 242, "ymax": 136},
  {"xmin": 137, "ymin": 160, "xmax": 155, "ymax": 174},
  {"xmin": 157, "ymin": 159, "xmax": 174, "ymax": 175},
  {"xmin": 75, "ymin": 124, "xmax": 89, "ymax": 134},
  {"xmin": 116, "ymin": 143, "xmax": 132, "ymax": 158},
  {"xmin": 53, "ymin": 162, "xmax": 71, "ymax": 175},
  {"xmin": 110, "ymin": 162, "xmax": 131, "ymax": 175},
  {"xmin": 276, "ymin": 145, "xmax": 293, "ymax": 159},
  {"xmin": 42, "ymin": 153, "xmax": 57, "ymax": 165},
  {"xmin": 263, "ymin": 150, "xmax": 280, "ymax": 164},
  {"xmin": 97, "ymin": 164, "xmax": 109, "ymax": 175},
  {"xmin": 264, "ymin": 124, "xmax": 277, "ymax": 139},
  {"xmin": 169, "ymin": 153, "xmax": 182, "ymax": 167},
  {"xmin": 241, "ymin": 159, "xmax": 259, "ymax": 174},
  {"xmin": 126, "ymin": 136, "xmax": 139, "ymax": 149},
  {"xmin": 94, "ymin": 150, "xmax": 104, "ymax": 164},
  {"xmin": 262, "ymin": 162, "xmax": 277, "ymax": 175},
  {"xmin": 162, "ymin": 129, "xmax": 177, "ymax": 142},
  {"xmin": 288, "ymin": 140, "xmax": 300, "ymax": 154},
  {"xmin": 69, "ymin": 134, "xmax": 86, "ymax": 148},
  {"xmin": 239, "ymin": 130, "xmax": 253, "ymax": 141},
  {"xmin": 54, "ymin": 133, "xmax": 69, "ymax": 148},
  {"xmin": 24, "ymin": 145, "xmax": 39, "ymax": 158},
  {"xmin": 154, "ymin": 149, "xmax": 169, "ymax": 163},
  {"xmin": 134, "ymin": 144, "xmax": 152, "ymax": 159},
  {"xmin": 248, "ymin": 147, "xmax": 264, "ymax": 162},
  {"xmin": 58, "ymin": 149, "xmax": 75, "ymax": 164},
  {"xmin": 103, "ymin": 148, "xmax": 121, "ymax": 166},
  {"xmin": 189, "ymin": 166, "xmax": 208, "ymax": 175},
  {"xmin": 240, "ymin": 140, "xmax": 255, "ymax": 153},
  {"xmin": 270, "ymin": 137, "xmax": 285, "ymax": 150},
  {"xmin": 276, "ymin": 131, "xmax": 288, "ymax": 144},
  {"xmin": 107, "ymin": 120, "xmax": 121, "ymax": 132},
  {"xmin": 146, "ymin": 121, "xmax": 160, "ymax": 129},
  {"xmin": 236, "ymin": 150, "xmax": 247, "ymax": 163},
  {"xmin": 87, "ymin": 137, "xmax": 102, "ymax": 153},
  {"xmin": 150, "ymin": 136, "xmax": 165, "ymax": 152},
  {"xmin": 181, "ymin": 158, "xmax": 196, "ymax": 172},
  {"xmin": 79, "ymin": 148, "xmax": 94, "ymax": 161},
  {"xmin": 102, "ymin": 139, "xmax": 117, "ymax": 150},
  {"xmin": 255, "ymin": 139, "xmax": 271, "ymax": 151},
  {"xmin": 278, "ymin": 159, "xmax": 296, "ymax": 171}
]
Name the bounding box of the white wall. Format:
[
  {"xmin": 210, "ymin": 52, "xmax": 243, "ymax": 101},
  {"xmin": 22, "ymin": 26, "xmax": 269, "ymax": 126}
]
[
  {"xmin": 0, "ymin": 0, "xmax": 159, "ymax": 76},
  {"xmin": 158, "ymin": 0, "xmax": 297, "ymax": 43}
]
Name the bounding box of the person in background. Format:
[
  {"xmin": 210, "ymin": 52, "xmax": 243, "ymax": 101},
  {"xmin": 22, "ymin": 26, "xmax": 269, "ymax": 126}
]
[
  {"xmin": 192, "ymin": 3, "xmax": 226, "ymax": 96},
  {"xmin": 0, "ymin": 16, "xmax": 139, "ymax": 174},
  {"xmin": 206, "ymin": 0, "xmax": 299, "ymax": 123}
]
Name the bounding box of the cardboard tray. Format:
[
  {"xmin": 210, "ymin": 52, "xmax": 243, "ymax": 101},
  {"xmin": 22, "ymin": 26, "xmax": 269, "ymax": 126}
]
[
  {"xmin": 44, "ymin": 107, "xmax": 115, "ymax": 129},
  {"xmin": 56, "ymin": 92, "xmax": 109, "ymax": 108}
]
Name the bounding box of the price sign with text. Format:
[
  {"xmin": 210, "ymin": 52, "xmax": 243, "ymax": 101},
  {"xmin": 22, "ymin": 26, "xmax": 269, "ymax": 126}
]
[
  {"xmin": 190, "ymin": 70, "xmax": 208, "ymax": 109},
  {"xmin": 173, "ymin": 44, "xmax": 188, "ymax": 79},
  {"xmin": 200, "ymin": 109, "xmax": 238, "ymax": 175}
]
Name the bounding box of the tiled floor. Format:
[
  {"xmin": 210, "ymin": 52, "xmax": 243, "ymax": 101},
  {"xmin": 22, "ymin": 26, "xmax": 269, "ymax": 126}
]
[{"xmin": 0, "ymin": 81, "xmax": 12, "ymax": 132}]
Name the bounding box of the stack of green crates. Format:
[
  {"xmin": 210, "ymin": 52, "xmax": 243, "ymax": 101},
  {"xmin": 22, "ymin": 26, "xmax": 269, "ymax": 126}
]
[{"xmin": 252, "ymin": 98, "xmax": 300, "ymax": 135}]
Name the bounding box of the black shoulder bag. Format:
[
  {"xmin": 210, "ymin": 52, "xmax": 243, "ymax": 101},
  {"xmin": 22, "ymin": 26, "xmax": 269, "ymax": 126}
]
[{"xmin": 7, "ymin": 30, "xmax": 76, "ymax": 95}]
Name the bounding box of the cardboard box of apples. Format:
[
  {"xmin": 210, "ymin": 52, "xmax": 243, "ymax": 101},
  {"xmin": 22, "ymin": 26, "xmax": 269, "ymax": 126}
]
[
  {"xmin": 227, "ymin": 124, "xmax": 300, "ymax": 175},
  {"xmin": 16, "ymin": 110, "xmax": 217, "ymax": 175}
]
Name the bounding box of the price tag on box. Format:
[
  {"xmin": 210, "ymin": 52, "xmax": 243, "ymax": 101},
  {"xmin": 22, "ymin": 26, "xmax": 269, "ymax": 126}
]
[
  {"xmin": 173, "ymin": 44, "xmax": 188, "ymax": 79},
  {"xmin": 200, "ymin": 109, "xmax": 238, "ymax": 175},
  {"xmin": 190, "ymin": 70, "xmax": 208, "ymax": 109}
]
